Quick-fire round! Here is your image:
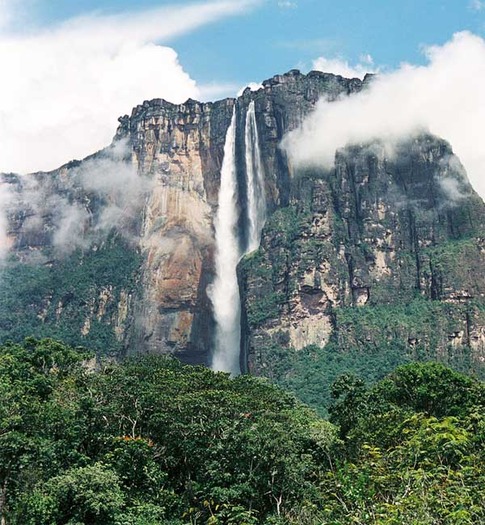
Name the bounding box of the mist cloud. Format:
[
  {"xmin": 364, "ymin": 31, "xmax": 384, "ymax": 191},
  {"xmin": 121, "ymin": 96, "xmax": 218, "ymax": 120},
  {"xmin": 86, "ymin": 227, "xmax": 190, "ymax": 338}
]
[
  {"xmin": 73, "ymin": 139, "xmax": 154, "ymax": 237},
  {"xmin": 0, "ymin": 183, "xmax": 14, "ymax": 260},
  {"xmin": 0, "ymin": 0, "xmax": 258, "ymax": 174},
  {"xmin": 0, "ymin": 138, "xmax": 154, "ymax": 258},
  {"xmin": 284, "ymin": 31, "xmax": 485, "ymax": 200},
  {"xmin": 312, "ymin": 54, "xmax": 376, "ymax": 80}
]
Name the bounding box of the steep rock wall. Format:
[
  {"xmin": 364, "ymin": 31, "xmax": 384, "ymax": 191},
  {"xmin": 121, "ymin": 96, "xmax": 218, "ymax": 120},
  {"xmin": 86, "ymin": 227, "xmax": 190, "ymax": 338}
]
[
  {"xmin": 115, "ymin": 98, "xmax": 234, "ymax": 362},
  {"xmin": 1, "ymin": 70, "xmax": 363, "ymax": 360},
  {"xmin": 113, "ymin": 70, "xmax": 367, "ymax": 362},
  {"xmin": 240, "ymin": 134, "xmax": 485, "ymax": 400},
  {"xmin": 1, "ymin": 68, "xmax": 484, "ymax": 388}
]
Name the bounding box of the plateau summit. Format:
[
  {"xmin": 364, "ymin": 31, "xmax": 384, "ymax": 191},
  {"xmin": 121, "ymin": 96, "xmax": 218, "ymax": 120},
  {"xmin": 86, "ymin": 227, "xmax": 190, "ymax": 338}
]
[{"xmin": 1, "ymin": 69, "xmax": 484, "ymax": 404}]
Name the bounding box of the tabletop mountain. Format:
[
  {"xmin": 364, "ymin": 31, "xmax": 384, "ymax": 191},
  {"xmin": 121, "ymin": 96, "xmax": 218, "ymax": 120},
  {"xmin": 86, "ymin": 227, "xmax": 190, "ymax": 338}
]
[{"xmin": 1, "ymin": 70, "xmax": 484, "ymax": 408}]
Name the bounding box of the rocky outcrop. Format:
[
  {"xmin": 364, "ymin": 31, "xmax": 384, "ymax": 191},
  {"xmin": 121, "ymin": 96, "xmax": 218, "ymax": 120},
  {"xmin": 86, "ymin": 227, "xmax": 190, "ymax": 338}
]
[
  {"xmin": 240, "ymin": 135, "xmax": 485, "ymax": 381},
  {"xmin": 1, "ymin": 69, "xmax": 484, "ymax": 388},
  {"xmin": 112, "ymin": 70, "xmax": 368, "ymax": 361},
  {"xmin": 115, "ymin": 98, "xmax": 234, "ymax": 362}
]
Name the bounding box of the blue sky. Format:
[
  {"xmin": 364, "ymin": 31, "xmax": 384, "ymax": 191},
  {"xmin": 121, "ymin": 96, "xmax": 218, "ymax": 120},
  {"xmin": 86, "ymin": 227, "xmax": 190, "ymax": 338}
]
[
  {"xmin": 176, "ymin": 0, "xmax": 485, "ymax": 85},
  {"xmin": 23, "ymin": 0, "xmax": 485, "ymax": 86},
  {"xmin": 1, "ymin": 0, "xmax": 484, "ymax": 176}
]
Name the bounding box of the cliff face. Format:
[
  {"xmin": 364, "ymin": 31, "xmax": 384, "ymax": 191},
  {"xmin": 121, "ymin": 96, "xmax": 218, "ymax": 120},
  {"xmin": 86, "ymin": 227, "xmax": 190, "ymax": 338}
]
[
  {"xmin": 1, "ymin": 70, "xmax": 485, "ymax": 390},
  {"xmin": 0, "ymin": 160, "xmax": 144, "ymax": 354},
  {"xmin": 1, "ymin": 97, "xmax": 234, "ymax": 360},
  {"xmin": 115, "ymin": 97, "xmax": 233, "ymax": 363},
  {"xmin": 123, "ymin": 70, "xmax": 372, "ymax": 364},
  {"xmin": 1, "ymin": 70, "xmax": 363, "ymax": 360},
  {"xmin": 116, "ymin": 70, "xmax": 365, "ymax": 362},
  {"xmin": 240, "ymin": 134, "xmax": 485, "ymax": 403}
]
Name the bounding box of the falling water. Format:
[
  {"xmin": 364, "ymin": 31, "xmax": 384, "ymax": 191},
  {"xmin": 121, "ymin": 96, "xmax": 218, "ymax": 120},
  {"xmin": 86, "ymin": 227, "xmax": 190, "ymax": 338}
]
[
  {"xmin": 244, "ymin": 100, "xmax": 267, "ymax": 252},
  {"xmin": 210, "ymin": 102, "xmax": 267, "ymax": 375},
  {"xmin": 210, "ymin": 109, "xmax": 242, "ymax": 375}
]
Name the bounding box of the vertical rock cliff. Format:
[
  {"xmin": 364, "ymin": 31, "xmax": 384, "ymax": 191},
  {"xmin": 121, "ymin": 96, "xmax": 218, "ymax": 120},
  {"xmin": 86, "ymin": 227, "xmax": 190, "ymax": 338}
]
[
  {"xmin": 240, "ymin": 134, "xmax": 485, "ymax": 407},
  {"xmin": 115, "ymin": 97, "xmax": 234, "ymax": 363},
  {"xmin": 1, "ymin": 70, "xmax": 484, "ymax": 395},
  {"xmin": 115, "ymin": 70, "xmax": 366, "ymax": 364}
]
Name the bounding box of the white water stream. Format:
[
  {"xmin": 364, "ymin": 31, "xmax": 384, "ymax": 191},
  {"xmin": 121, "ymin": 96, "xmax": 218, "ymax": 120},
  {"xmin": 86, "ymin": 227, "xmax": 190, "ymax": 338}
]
[
  {"xmin": 245, "ymin": 101, "xmax": 267, "ymax": 252},
  {"xmin": 210, "ymin": 102, "xmax": 266, "ymax": 375},
  {"xmin": 210, "ymin": 109, "xmax": 242, "ymax": 374}
]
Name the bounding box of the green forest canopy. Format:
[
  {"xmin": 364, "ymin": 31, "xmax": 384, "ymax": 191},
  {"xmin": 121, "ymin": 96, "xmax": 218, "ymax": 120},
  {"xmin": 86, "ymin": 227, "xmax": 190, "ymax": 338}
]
[{"xmin": 0, "ymin": 338, "xmax": 484, "ymax": 524}]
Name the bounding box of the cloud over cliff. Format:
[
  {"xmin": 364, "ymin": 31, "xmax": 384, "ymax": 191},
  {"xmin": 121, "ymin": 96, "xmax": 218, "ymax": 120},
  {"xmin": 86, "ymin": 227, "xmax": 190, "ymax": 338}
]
[
  {"xmin": 312, "ymin": 54, "xmax": 376, "ymax": 80},
  {"xmin": 283, "ymin": 31, "xmax": 485, "ymax": 199},
  {"xmin": 1, "ymin": 138, "xmax": 153, "ymax": 258}
]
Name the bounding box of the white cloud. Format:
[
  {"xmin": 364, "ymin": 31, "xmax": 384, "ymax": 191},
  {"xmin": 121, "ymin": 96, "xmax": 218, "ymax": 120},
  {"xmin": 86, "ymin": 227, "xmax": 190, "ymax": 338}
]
[
  {"xmin": 278, "ymin": 0, "xmax": 297, "ymax": 8},
  {"xmin": 469, "ymin": 0, "xmax": 485, "ymax": 11},
  {"xmin": 283, "ymin": 31, "xmax": 485, "ymax": 200},
  {"xmin": 0, "ymin": 182, "xmax": 14, "ymax": 260},
  {"xmin": 0, "ymin": 138, "xmax": 154, "ymax": 258},
  {"xmin": 237, "ymin": 81, "xmax": 263, "ymax": 96},
  {"xmin": 74, "ymin": 139, "xmax": 154, "ymax": 237},
  {"xmin": 0, "ymin": 0, "xmax": 258, "ymax": 174},
  {"xmin": 312, "ymin": 54, "xmax": 376, "ymax": 80}
]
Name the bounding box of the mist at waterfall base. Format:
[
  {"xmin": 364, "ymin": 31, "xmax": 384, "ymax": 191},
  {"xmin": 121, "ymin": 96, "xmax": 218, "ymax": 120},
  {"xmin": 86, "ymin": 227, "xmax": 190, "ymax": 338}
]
[{"xmin": 209, "ymin": 102, "xmax": 266, "ymax": 375}]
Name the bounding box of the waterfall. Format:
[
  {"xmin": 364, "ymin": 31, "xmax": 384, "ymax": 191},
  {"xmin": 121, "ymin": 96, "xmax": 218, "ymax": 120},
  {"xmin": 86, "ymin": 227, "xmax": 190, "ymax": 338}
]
[
  {"xmin": 210, "ymin": 109, "xmax": 242, "ymax": 375},
  {"xmin": 244, "ymin": 101, "xmax": 267, "ymax": 252},
  {"xmin": 210, "ymin": 102, "xmax": 267, "ymax": 375}
]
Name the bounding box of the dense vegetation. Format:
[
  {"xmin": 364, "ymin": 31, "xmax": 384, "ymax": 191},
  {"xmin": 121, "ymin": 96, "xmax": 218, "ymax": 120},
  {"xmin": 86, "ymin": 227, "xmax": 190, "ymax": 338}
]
[
  {"xmin": 0, "ymin": 237, "xmax": 142, "ymax": 353},
  {"xmin": 0, "ymin": 339, "xmax": 484, "ymax": 524}
]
